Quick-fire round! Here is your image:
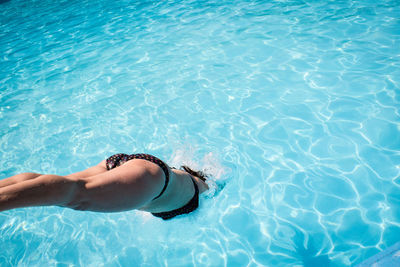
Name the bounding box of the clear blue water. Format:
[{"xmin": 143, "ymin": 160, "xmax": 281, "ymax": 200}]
[{"xmin": 1, "ymin": 0, "xmax": 399, "ymax": 266}]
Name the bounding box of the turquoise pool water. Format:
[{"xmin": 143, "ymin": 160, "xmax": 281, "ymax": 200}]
[{"xmin": 1, "ymin": 0, "xmax": 399, "ymax": 266}]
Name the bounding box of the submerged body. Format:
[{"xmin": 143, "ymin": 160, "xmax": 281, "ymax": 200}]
[{"xmin": 0, "ymin": 153, "xmax": 209, "ymax": 220}]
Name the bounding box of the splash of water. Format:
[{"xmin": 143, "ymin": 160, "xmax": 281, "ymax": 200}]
[{"xmin": 169, "ymin": 147, "xmax": 229, "ymax": 198}]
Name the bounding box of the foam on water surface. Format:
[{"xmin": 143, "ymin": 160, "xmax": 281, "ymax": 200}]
[{"xmin": 0, "ymin": 0, "xmax": 399, "ymax": 266}]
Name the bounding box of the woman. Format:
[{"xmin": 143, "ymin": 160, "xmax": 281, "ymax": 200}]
[{"xmin": 0, "ymin": 153, "xmax": 209, "ymax": 220}]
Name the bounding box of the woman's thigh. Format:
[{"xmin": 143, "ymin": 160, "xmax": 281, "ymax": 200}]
[
  {"xmin": 66, "ymin": 160, "xmax": 107, "ymax": 179},
  {"xmin": 68, "ymin": 160, "xmax": 165, "ymax": 212}
]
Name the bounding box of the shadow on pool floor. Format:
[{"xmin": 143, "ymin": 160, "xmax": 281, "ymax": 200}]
[{"xmin": 291, "ymin": 228, "xmax": 331, "ymax": 267}]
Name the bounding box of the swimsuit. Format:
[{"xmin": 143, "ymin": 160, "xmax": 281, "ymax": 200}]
[
  {"xmin": 106, "ymin": 153, "xmax": 169, "ymax": 200},
  {"xmin": 151, "ymin": 177, "xmax": 199, "ymax": 220},
  {"xmin": 105, "ymin": 153, "xmax": 199, "ymax": 220}
]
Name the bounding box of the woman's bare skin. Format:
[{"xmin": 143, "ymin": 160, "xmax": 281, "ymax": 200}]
[{"xmin": 0, "ymin": 159, "xmax": 208, "ymax": 213}]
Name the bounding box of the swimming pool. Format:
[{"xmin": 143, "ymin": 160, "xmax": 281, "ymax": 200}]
[{"xmin": 1, "ymin": 0, "xmax": 399, "ymax": 265}]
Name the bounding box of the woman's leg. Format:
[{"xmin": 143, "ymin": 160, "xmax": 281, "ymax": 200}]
[
  {"xmin": 0, "ymin": 174, "xmax": 81, "ymax": 212},
  {"xmin": 0, "ymin": 160, "xmax": 164, "ymax": 213},
  {"xmin": 0, "ymin": 173, "xmax": 42, "ymax": 188},
  {"xmin": 0, "ymin": 160, "xmax": 108, "ymax": 212},
  {"xmin": 66, "ymin": 160, "xmax": 107, "ymax": 179},
  {"xmin": 0, "ymin": 160, "xmax": 107, "ymax": 188}
]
